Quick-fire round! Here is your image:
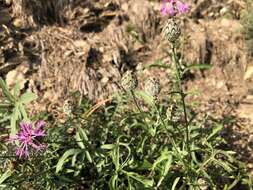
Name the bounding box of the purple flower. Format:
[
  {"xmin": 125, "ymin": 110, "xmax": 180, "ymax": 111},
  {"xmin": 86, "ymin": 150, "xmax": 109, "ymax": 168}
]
[
  {"xmin": 8, "ymin": 121, "xmax": 47, "ymax": 159},
  {"xmin": 160, "ymin": 0, "xmax": 189, "ymax": 16}
]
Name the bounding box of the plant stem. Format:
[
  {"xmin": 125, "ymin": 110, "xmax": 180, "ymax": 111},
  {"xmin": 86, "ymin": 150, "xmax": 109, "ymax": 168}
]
[
  {"xmin": 130, "ymin": 90, "xmax": 180, "ymax": 154},
  {"xmin": 130, "ymin": 90, "xmax": 143, "ymax": 114},
  {"xmin": 172, "ymin": 44, "xmax": 190, "ymax": 154}
]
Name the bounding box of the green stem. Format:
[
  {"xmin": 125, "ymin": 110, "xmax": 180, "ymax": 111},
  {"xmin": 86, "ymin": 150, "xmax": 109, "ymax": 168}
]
[
  {"xmin": 130, "ymin": 90, "xmax": 180, "ymax": 155},
  {"xmin": 172, "ymin": 44, "xmax": 190, "ymax": 155},
  {"xmin": 154, "ymin": 103, "xmax": 180, "ymax": 154},
  {"xmin": 130, "ymin": 90, "xmax": 143, "ymax": 114}
]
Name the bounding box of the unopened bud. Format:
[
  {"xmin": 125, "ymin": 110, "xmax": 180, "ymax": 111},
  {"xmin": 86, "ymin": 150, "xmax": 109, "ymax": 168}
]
[
  {"xmin": 144, "ymin": 77, "xmax": 161, "ymax": 99},
  {"xmin": 121, "ymin": 71, "xmax": 138, "ymax": 91},
  {"xmin": 162, "ymin": 19, "xmax": 181, "ymax": 43}
]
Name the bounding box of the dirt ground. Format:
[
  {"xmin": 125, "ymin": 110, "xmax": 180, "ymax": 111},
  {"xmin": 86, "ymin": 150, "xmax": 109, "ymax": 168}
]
[{"xmin": 1, "ymin": 0, "xmax": 253, "ymax": 174}]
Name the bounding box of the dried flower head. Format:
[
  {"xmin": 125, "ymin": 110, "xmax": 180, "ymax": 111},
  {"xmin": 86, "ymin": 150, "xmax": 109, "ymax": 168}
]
[
  {"xmin": 8, "ymin": 121, "xmax": 47, "ymax": 159},
  {"xmin": 144, "ymin": 77, "xmax": 161, "ymax": 99},
  {"xmin": 162, "ymin": 19, "xmax": 181, "ymax": 43},
  {"xmin": 63, "ymin": 99, "xmax": 73, "ymax": 116},
  {"xmin": 160, "ymin": 0, "xmax": 189, "ymax": 16},
  {"xmin": 197, "ymin": 178, "xmax": 208, "ymax": 190},
  {"xmin": 121, "ymin": 71, "xmax": 138, "ymax": 91}
]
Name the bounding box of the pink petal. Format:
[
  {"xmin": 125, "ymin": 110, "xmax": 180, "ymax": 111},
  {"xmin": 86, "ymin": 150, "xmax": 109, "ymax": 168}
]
[
  {"xmin": 168, "ymin": 2, "xmax": 176, "ymax": 16},
  {"xmin": 160, "ymin": 0, "xmax": 168, "ymax": 15},
  {"xmin": 176, "ymin": 0, "xmax": 189, "ymax": 14}
]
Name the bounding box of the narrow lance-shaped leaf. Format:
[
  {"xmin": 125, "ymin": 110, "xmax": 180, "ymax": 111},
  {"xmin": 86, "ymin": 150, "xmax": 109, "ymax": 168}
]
[
  {"xmin": 13, "ymin": 82, "xmax": 21, "ymax": 98},
  {"xmin": 124, "ymin": 171, "xmax": 154, "ymax": 188},
  {"xmin": 56, "ymin": 149, "xmax": 82, "ymax": 173},
  {"xmin": 172, "ymin": 177, "xmax": 180, "ymax": 190},
  {"xmin": 207, "ymin": 124, "xmax": 223, "ymax": 140},
  {"xmin": 0, "ymin": 169, "xmax": 13, "ymax": 184},
  {"xmin": 10, "ymin": 106, "xmax": 20, "ymax": 136},
  {"xmin": 109, "ymin": 174, "xmax": 118, "ymax": 190},
  {"xmin": 0, "ymin": 78, "xmax": 15, "ymax": 103}
]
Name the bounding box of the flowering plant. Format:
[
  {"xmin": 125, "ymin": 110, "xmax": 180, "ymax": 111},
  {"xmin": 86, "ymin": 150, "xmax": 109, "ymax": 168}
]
[
  {"xmin": 8, "ymin": 121, "xmax": 47, "ymax": 159},
  {"xmin": 160, "ymin": 0, "xmax": 189, "ymax": 16}
]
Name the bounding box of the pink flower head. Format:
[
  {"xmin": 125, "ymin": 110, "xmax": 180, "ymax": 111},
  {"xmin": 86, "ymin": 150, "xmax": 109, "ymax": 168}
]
[
  {"xmin": 8, "ymin": 121, "xmax": 47, "ymax": 159},
  {"xmin": 160, "ymin": 0, "xmax": 189, "ymax": 16}
]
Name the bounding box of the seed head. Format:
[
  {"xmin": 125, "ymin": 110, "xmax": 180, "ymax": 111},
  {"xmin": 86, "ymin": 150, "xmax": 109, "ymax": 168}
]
[
  {"xmin": 162, "ymin": 19, "xmax": 181, "ymax": 43},
  {"xmin": 144, "ymin": 77, "xmax": 161, "ymax": 99},
  {"xmin": 121, "ymin": 71, "xmax": 138, "ymax": 91}
]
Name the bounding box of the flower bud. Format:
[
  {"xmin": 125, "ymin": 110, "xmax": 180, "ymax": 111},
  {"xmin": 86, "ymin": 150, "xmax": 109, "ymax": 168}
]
[
  {"xmin": 121, "ymin": 71, "xmax": 138, "ymax": 91},
  {"xmin": 144, "ymin": 77, "xmax": 161, "ymax": 99},
  {"xmin": 162, "ymin": 19, "xmax": 181, "ymax": 43}
]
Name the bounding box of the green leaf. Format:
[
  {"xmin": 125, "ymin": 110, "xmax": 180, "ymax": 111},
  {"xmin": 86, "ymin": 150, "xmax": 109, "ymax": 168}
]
[
  {"xmin": 172, "ymin": 177, "xmax": 180, "ymax": 190},
  {"xmin": 20, "ymin": 92, "xmax": 37, "ymax": 104},
  {"xmin": 56, "ymin": 149, "xmax": 82, "ymax": 173},
  {"xmin": 155, "ymin": 150, "xmax": 173, "ymax": 187},
  {"xmin": 152, "ymin": 149, "xmax": 170, "ymax": 171},
  {"xmin": 144, "ymin": 60, "xmax": 170, "ymax": 69},
  {"xmin": 75, "ymin": 126, "xmax": 92, "ymax": 163},
  {"xmin": 201, "ymin": 170, "xmax": 215, "ymax": 188},
  {"xmin": 162, "ymin": 155, "xmax": 173, "ymax": 177},
  {"xmin": 0, "ymin": 78, "xmax": 15, "ymax": 103},
  {"xmin": 0, "ymin": 169, "xmax": 13, "ymax": 184},
  {"xmin": 207, "ymin": 124, "xmax": 223, "ymax": 140},
  {"xmin": 109, "ymin": 174, "xmax": 118, "ymax": 190},
  {"xmin": 137, "ymin": 159, "xmax": 153, "ymax": 170},
  {"xmin": 85, "ymin": 150, "xmax": 92, "ymax": 163},
  {"xmin": 124, "ymin": 171, "xmax": 154, "ymax": 187},
  {"xmin": 18, "ymin": 103, "xmax": 28, "ymax": 120},
  {"xmin": 10, "ymin": 106, "xmax": 20, "ymax": 136},
  {"xmin": 13, "ymin": 82, "xmax": 21, "ymax": 98},
  {"xmin": 185, "ymin": 64, "xmax": 212, "ymax": 72},
  {"xmin": 214, "ymin": 160, "xmax": 233, "ymax": 173},
  {"xmin": 134, "ymin": 90, "xmax": 155, "ymax": 107},
  {"xmin": 101, "ymin": 144, "xmax": 115, "ymax": 150},
  {"xmin": 75, "ymin": 128, "xmax": 85, "ymax": 149},
  {"xmin": 0, "ymin": 103, "xmax": 11, "ymax": 109}
]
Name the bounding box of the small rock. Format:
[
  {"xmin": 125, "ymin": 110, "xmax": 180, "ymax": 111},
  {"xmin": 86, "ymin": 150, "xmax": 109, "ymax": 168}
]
[
  {"xmin": 216, "ymin": 81, "xmax": 225, "ymax": 89},
  {"xmin": 208, "ymin": 12, "xmax": 214, "ymax": 17},
  {"xmin": 244, "ymin": 66, "xmax": 253, "ymax": 80},
  {"xmin": 13, "ymin": 18, "xmax": 23, "ymax": 28},
  {"xmin": 121, "ymin": 3, "xmax": 129, "ymax": 12},
  {"xmin": 5, "ymin": 0, "xmax": 12, "ymax": 5},
  {"xmin": 237, "ymin": 98, "xmax": 253, "ymax": 124},
  {"xmin": 101, "ymin": 77, "xmax": 109, "ymax": 84},
  {"xmin": 6, "ymin": 65, "xmax": 29, "ymax": 89},
  {"xmin": 220, "ymin": 7, "xmax": 228, "ymax": 15}
]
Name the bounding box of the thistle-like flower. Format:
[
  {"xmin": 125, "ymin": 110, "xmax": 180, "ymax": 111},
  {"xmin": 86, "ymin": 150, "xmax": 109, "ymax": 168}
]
[
  {"xmin": 8, "ymin": 121, "xmax": 47, "ymax": 159},
  {"xmin": 160, "ymin": 0, "xmax": 189, "ymax": 16},
  {"xmin": 144, "ymin": 77, "xmax": 161, "ymax": 99},
  {"xmin": 121, "ymin": 70, "xmax": 138, "ymax": 91},
  {"xmin": 162, "ymin": 19, "xmax": 181, "ymax": 43}
]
